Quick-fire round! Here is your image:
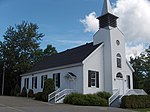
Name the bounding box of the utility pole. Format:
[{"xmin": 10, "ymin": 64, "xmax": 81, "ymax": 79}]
[{"xmin": 2, "ymin": 62, "xmax": 6, "ymax": 96}]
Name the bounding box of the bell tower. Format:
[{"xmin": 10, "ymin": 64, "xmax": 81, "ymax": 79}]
[
  {"xmin": 93, "ymin": 0, "xmax": 130, "ymax": 94},
  {"xmin": 97, "ymin": 0, "xmax": 118, "ymax": 29}
]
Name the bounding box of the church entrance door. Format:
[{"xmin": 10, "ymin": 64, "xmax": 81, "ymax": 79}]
[{"xmin": 116, "ymin": 79, "xmax": 124, "ymax": 95}]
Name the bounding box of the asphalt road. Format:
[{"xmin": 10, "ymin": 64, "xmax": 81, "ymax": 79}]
[{"xmin": 0, "ymin": 96, "xmax": 135, "ymax": 112}]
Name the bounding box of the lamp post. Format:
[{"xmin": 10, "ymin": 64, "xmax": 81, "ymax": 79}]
[{"xmin": 2, "ymin": 62, "xmax": 6, "ymax": 96}]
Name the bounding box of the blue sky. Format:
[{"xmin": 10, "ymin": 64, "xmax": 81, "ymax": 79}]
[{"xmin": 0, "ymin": 0, "xmax": 116, "ymax": 52}]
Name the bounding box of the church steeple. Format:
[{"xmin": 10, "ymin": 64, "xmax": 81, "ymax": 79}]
[
  {"xmin": 97, "ymin": 0, "xmax": 118, "ymax": 29},
  {"xmin": 102, "ymin": 0, "xmax": 113, "ymax": 15}
]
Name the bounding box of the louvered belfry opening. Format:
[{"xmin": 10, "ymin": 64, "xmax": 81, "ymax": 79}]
[{"xmin": 97, "ymin": 13, "xmax": 118, "ymax": 29}]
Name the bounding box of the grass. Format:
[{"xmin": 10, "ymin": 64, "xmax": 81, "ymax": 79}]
[{"xmin": 133, "ymin": 108, "xmax": 150, "ymax": 112}]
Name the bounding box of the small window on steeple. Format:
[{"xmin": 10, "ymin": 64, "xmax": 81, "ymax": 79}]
[{"xmin": 117, "ymin": 53, "xmax": 121, "ymax": 68}]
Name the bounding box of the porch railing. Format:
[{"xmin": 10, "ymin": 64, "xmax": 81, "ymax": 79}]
[
  {"xmin": 108, "ymin": 89, "xmax": 120, "ymax": 106},
  {"xmin": 48, "ymin": 88, "xmax": 60, "ymax": 102},
  {"xmin": 55, "ymin": 89, "xmax": 74, "ymax": 103}
]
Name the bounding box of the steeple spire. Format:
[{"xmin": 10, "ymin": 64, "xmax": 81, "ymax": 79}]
[
  {"xmin": 97, "ymin": 0, "xmax": 118, "ymax": 29},
  {"xmin": 102, "ymin": 0, "xmax": 113, "ymax": 15}
]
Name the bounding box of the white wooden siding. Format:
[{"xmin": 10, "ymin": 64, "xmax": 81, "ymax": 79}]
[{"xmin": 21, "ymin": 65, "xmax": 83, "ymax": 94}]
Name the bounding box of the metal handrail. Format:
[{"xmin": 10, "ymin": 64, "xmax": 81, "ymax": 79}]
[
  {"xmin": 119, "ymin": 89, "xmax": 130, "ymax": 102},
  {"xmin": 48, "ymin": 88, "xmax": 60, "ymax": 102}
]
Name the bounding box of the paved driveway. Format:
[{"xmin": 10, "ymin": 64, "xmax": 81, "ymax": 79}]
[{"xmin": 0, "ymin": 96, "xmax": 135, "ymax": 112}]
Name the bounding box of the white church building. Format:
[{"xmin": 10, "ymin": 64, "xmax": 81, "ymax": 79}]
[{"xmin": 21, "ymin": 0, "xmax": 143, "ymax": 105}]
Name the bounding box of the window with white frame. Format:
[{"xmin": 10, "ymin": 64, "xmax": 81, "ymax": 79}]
[
  {"xmin": 41, "ymin": 75, "xmax": 47, "ymax": 88},
  {"xmin": 24, "ymin": 78, "xmax": 29, "ymax": 89},
  {"xmin": 88, "ymin": 70, "xmax": 99, "ymax": 88},
  {"xmin": 117, "ymin": 53, "xmax": 121, "ymax": 68},
  {"xmin": 32, "ymin": 77, "xmax": 37, "ymax": 89}
]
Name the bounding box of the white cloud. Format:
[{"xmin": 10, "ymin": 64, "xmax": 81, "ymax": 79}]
[
  {"xmin": 114, "ymin": 0, "xmax": 150, "ymax": 43},
  {"xmin": 80, "ymin": 12, "xmax": 99, "ymax": 33},
  {"xmin": 80, "ymin": 0, "xmax": 150, "ymax": 59},
  {"xmin": 125, "ymin": 43, "xmax": 145, "ymax": 60},
  {"xmin": 57, "ymin": 39, "xmax": 88, "ymax": 45}
]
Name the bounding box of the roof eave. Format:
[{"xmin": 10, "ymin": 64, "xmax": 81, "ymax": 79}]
[
  {"xmin": 21, "ymin": 62, "xmax": 83, "ymax": 77},
  {"xmin": 126, "ymin": 60, "xmax": 135, "ymax": 72}
]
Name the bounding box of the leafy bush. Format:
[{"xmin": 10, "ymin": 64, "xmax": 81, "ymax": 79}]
[
  {"xmin": 21, "ymin": 87, "xmax": 27, "ymax": 97},
  {"xmin": 64, "ymin": 93, "xmax": 108, "ymax": 106},
  {"xmin": 10, "ymin": 89, "xmax": 14, "ymax": 96},
  {"xmin": 10, "ymin": 84, "xmax": 20, "ymax": 96},
  {"xmin": 121, "ymin": 95, "xmax": 150, "ymax": 108},
  {"xmin": 28, "ymin": 89, "xmax": 34, "ymax": 97},
  {"xmin": 85, "ymin": 94, "xmax": 108, "ymax": 106},
  {"xmin": 64, "ymin": 93, "xmax": 87, "ymax": 105},
  {"xmin": 34, "ymin": 92, "xmax": 43, "ymax": 101},
  {"xmin": 42, "ymin": 78, "xmax": 55, "ymax": 102},
  {"xmin": 96, "ymin": 91, "xmax": 111, "ymax": 100},
  {"xmin": 14, "ymin": 84, "xmax": 20, "ymax": 96},
  {"xmin": 145, "ymin": 95, "xmax": 150, "ymax": 108},
  {"xmin": 64, "ymin": 93, "xmax": 78, "ymax": 104}
]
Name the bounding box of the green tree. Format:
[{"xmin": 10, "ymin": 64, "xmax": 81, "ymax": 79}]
[
  {"xmin": 0, "ymin": 42, "xmax": 3, "ymax": 94},
  {"xmin": 130, "ymin": 56, "xmax": 144, "ymax": 89},
  {"xmin": 130, "ymin": 45, "xmax": 150, "ymax": 94},
  {"xmin": 0, "ymin": 21, "xmax": 57, "ymax": 95},
  {"xmin": 142, "ymin": 46, "xmax": 150, "ymax": 94},
  {"xmin": 0, "ymin": 21, "xmax": 42, "ymax": 95},
  {"xmin": 43, "ymin": 44, "xmax": 57, "ymax": 56},
  {"xmin": 2, "ymin": 21, "xmax": 44, "ymax": 72}
]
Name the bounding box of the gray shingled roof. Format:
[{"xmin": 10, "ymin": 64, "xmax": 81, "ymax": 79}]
[{"xmin": 28, "ymin": 42, "xmax": 102, "ymax": 73}]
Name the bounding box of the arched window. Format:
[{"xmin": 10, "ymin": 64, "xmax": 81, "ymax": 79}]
[
  {"xmin": 116, "ymin": 72, "xmax": 123, "ymax": 78},
  {"xmin": 117, "ymin": 53, "xmax": 121, "ymax": 68}
]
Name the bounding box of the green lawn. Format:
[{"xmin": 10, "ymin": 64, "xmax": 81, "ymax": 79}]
[{"xmin": 133, "ymin": 108, "xmax": 150, "ymax": 112}]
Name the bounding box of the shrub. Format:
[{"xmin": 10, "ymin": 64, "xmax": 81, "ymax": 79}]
[
  {"xmin": 64, "ymin": 93, "xmax": 87, "ymax": 105},
  {"xmin": 42, "ymin": 78, "xmax": 55, "ymax": 102},
  {"xmin": 121, "ymin": 96, "xmax": 132, "ymax": 108},
  {"xmin": 21, "ymin": 87, "xmax": 27, "ymax": 97},
  {"xmin": 10, "ymin": 89, "xmax": 14, "ymax": 96},
  {"xmin": 64, "ymin": 93, "xmax": 85, "ymax": 105},
  {"xmin": 84, "ymin": 94, "xmax": 108, "ymax": 106},
  {"xmin": 10, "ymin": 84, "xmax": 20, "ymax": 96},
  {"xmin": 64, "ymin": 93, "xmax": 80, "ymax": 104},
  {"xmin": 145, "ymin": 96, "xmax": 150, "ymax": 108},
  {"xmin": 28, "ymin": 89, "xmax": 34, "ymax": 97},
  {"xmin": 14, "ymin": 84, "xmax": 20, "ymax": 96},
  {"xmin": 96, "ymin": 91, "xmax": 111, "ymax": 100},
  {"xmin": 64, "ymin": 93, "xmax": 108, "ymax": 106},
  {"xmin": 35, "ymin": 92, "xmax": 43, "ymax": 101},
  {"xmin": 121, "ymin": 95, "xmax": 150, "ymax": 109}
]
